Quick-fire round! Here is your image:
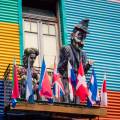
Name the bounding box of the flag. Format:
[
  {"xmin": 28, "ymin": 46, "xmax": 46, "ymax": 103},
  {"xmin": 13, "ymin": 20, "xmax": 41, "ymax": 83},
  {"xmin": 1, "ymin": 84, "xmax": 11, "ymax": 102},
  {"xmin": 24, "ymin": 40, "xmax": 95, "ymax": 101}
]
[
  {"xmin": 11, "ymin": 59, "xmax": 19, "ymax": 99},
  {"xmin": 68, "ymin": 61, "xmax": 76, "ymax": 101},
  {"xmin": 53, "ymin": 80, "xmax": 65, "ymax": 101},
  {"xmin": 11, "ymin": 58, "xmax": 19, "ymax": 108},
  {"xmin": 26, "ymin": 58, "xmax": 34, "ymax": 103},
  {"xmin": 87, "ymin": 69, "xmax": 98, "ymax": 107},
  {"xmin": 53, "ymin": 59, "xmax": 65, "ymax": 100},
  {"xmin": 39, "ymin": 58, "xmax": 52, "ymax": 99},
  {"xmin": 96, "ymin": 88, "xmax": 100, "ymax": 105},
  {"xmin": 11, "ymin": 99, "xmax": 17, "ymax": 108},
  {"xmin": 76, "ymin": 61, "xmax": 88, "ymax": 102},
  {"xmin": 101, "ymin": 74, "xmax": 107, "ymax": 107}
]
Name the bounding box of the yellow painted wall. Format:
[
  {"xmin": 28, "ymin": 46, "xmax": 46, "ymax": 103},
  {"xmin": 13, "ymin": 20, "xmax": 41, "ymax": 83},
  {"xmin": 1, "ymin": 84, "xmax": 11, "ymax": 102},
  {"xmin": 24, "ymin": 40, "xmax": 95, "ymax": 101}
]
[{"xmin": 0, "ymin": 22, "xmax": 20, "ymax": 79}]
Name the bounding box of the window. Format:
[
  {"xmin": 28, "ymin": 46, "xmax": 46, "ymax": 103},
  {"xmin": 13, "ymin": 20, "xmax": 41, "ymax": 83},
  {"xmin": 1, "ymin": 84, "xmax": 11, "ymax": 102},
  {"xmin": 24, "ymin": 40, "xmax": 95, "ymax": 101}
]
[
  {"xmin": 23, "ymin": 20, "xmax": 39, "ymax": 66},
  {"xmin": 42, "ymin": 22, "xmax": 58, "ymax": 68},
  {"xmin": 23, "ymin": 9, "xmax": 59, "ymax": 68}
]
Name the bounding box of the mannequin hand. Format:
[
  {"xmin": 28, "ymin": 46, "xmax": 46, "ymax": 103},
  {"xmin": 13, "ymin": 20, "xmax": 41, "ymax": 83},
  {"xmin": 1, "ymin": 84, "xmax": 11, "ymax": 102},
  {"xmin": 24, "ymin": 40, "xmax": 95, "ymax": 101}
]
[{"xmin": 88, "ymin": 59, "xmax": 94, "ymax": 65}]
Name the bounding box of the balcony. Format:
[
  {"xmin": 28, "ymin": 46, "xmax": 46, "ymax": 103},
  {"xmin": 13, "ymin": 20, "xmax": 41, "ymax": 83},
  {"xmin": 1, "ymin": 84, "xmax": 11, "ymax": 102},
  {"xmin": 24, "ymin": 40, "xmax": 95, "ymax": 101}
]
[{"xmin": 1, "ymin": 64, "xmax": 107, "ymax": 120}]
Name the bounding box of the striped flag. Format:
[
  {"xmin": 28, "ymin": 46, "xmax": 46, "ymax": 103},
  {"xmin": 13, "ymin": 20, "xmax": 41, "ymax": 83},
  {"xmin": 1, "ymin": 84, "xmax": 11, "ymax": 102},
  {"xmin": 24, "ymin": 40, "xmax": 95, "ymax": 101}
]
[
  {"xmin": 101, "ymin": 74, "xmax": 107, "ymax": 107},
  {"xmin": 68, "ymin": 61, "xmax": 76, "ymax": 101},
  {"xmin": 26, "ymin": 58, "xmax": 34, "ymax": 103},
  {"xmin": 87, "ymin": 68, "xmax": 98, "ymax": 107},
  {"xmin": 39, "ymin": 58, "xmax": 52, "ymax": 99},
  {"xmin": 76, "ymin": 61, "xmax": 88, "ymax": 102},
  {"xmin": 96, "ymin": 88, "xmax": 100, "ymax": 105},
  {"xmin": 53, "ymin": 59, "xmax": 65, "ymax": 100}
]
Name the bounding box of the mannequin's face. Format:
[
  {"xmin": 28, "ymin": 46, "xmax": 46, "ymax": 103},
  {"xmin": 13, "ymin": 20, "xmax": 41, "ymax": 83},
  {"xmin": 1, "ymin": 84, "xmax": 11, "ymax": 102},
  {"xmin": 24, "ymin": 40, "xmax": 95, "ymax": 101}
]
[
  {"xmin": 72, "ymin": 29, "xmax": 87, "ymax": 50},
  {"xmin": 29, "ymin": 53, "xmax": 36, "ymax": 67}
]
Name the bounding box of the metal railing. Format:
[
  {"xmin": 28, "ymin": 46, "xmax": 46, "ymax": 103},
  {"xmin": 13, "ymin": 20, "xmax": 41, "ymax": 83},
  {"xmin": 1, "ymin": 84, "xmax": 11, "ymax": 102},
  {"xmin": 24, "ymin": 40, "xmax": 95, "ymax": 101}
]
[
  {"xmin": 3, "ymin": 63, "xmax": 100, "ymax": 107},
  {"xmin": 3, "ymin": 64, "xmax": 55, "ymax": 105}
]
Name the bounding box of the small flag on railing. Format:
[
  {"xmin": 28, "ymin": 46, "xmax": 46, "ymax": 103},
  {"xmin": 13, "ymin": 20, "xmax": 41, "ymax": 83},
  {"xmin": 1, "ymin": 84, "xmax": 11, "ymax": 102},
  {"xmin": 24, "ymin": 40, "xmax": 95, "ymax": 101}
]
[
  {"xmin": 76, "ymin": 61, "xmax": 88, "ymax": 102},
  {"xmin": 11, "ymin": 58, "xmax": 19, "ymax": 108},
  {"xmin": 87, "ymin": 68, "xmax": 98, "ymax": 107},
  {"xmin": 53, "ymin": 58, "xmax": 65, "ymax": 101},
  {"xmin": 68, "ymin": 61, "xmax": 76, "ymax": 101},
  {"xmin": 26, "ymin": 57, "xmax": 34, "ymax": 103},
  {"xmin": 39, "ymin": 58, "xmax": 52, "ymax": 99},
  {"xmin": 100, "ymin": 73, "xmax": 107, "ymax": 107}
]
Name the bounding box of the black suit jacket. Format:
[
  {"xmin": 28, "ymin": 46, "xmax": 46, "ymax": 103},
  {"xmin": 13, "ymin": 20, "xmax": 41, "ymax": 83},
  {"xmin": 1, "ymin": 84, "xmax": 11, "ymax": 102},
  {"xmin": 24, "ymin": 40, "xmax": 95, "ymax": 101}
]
[{"xmin": 57, "ymin": 45, "xmax": 91, "ymax": 78}]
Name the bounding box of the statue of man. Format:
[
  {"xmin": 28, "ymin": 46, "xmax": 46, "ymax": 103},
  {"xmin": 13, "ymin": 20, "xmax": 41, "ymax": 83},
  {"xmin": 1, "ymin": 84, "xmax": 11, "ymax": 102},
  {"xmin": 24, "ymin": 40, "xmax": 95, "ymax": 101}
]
[
  {"xmin": 23, "ymin": 48, "xmax": 39, "ymax": 69},
  {"xmin": 58, "ymin": 19, "xmax": 94, "ymax": 103},
  {"xmin": 18, "ymin": 48, "xmax": 39, "ymax": 100}
]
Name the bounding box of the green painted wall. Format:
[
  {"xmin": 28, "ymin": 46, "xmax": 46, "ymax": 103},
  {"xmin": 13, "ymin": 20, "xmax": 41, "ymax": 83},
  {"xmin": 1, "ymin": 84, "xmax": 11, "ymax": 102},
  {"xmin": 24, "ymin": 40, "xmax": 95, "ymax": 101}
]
[
  {"xmin": 0, "ymin": 0, "xmax": 23, "ymax": 64},
  {"xmin": 59, "ymin": 0, "xmax": 68, "ymax": 45}
]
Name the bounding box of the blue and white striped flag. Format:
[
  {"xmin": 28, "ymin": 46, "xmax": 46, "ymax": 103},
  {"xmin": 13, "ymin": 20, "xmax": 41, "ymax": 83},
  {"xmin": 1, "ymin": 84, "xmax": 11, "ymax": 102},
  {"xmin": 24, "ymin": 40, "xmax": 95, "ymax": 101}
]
[
  {"xmin": 87, "ymin": 68, "xmax": 98, "ymax": 107},
  {"xmin": 68, "ymin": 61, "xmax": 76, "ymax": 101},
  {"xmin": 26, "ymin": 58, "xmax": 34, "ymax": 103}
]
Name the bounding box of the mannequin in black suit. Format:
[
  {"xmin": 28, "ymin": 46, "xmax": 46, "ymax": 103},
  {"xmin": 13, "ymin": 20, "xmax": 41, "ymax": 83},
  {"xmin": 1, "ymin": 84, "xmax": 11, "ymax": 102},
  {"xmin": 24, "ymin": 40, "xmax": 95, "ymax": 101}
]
[{"xmin": 58, "ymin": 19, "xmax": 94, "ymax": 103}]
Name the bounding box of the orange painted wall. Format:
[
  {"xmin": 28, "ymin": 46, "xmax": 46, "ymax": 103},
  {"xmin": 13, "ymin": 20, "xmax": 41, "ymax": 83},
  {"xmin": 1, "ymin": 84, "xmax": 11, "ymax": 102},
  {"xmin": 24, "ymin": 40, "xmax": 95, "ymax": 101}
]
[{"xmin": 99, "ymin": 90, "xmax": 120, "ymax": 120}]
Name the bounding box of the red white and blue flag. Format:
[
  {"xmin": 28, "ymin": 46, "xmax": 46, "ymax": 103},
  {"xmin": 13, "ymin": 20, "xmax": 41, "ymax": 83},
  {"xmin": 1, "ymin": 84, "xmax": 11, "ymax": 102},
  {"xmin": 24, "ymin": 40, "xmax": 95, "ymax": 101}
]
[
  {"xmin": 68, "ymin": 61, "xmax": 76, "ymax": 101},
  {"xmin": 76, "ymin": 61, "xmax": 88, "ymax": 102},
  {"xmin": 53, "ymin": 59, "xmax": 65, "ymax": 100},
  {"xmin": 39, "ymin": 58, "xmax": 52, "ymax": 99},
  {"xmin": 87, "ymin": 68, "xmax": 98, "ymax": 107},
  {"xmin": 101, "ymin": 74, "xmax": 107, "ymax": 107}
]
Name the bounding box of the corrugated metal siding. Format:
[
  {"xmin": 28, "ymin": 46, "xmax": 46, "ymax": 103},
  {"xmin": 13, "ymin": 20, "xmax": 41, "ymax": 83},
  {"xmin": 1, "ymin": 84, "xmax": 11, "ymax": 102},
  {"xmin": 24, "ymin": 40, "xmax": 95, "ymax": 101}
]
[
  {"xmin": 59, "ymin": 0, "xmax": 68, "ymax": 45},
  {"xmin": 99, "ymin": 90, "xmax": 120, "ymax": 120},
  {"xmin": 18, "ymin": 0, "xmax": 24, "ymax": 63},
  {"xmin": 0, "ymin": 80, "xmax": 4, "ymax": 115},
  {"xmin": 0, "ymin": 22, "xmax": 20, "ymax": 78},
  {"xmin": 60, "ymin": 0, "xmax": 120, "ymax": 91},
  {"xmin": 0, "ymin": 0, "xmax": 21, "ymax": 78},
  {"xmin": 0, "ymin": 0, "xmax": 19, "ymax": 23}
]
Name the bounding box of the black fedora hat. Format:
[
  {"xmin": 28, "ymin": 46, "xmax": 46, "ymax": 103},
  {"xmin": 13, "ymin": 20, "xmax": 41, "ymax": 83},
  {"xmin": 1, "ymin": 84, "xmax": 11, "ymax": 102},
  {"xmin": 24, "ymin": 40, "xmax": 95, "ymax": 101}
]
[{"xmin": 73, "ymin": 18, "xmax": 89, "ymax": 33}]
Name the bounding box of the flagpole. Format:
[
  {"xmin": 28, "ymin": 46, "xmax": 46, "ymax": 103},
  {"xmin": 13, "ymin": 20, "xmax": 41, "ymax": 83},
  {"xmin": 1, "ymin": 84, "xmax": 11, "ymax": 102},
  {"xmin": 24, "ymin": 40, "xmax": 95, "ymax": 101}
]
[
  {"xmin": 75, "ymin": 58, "xmax": 82, "ymax": 104},
  {"xmin": 100, "ymin": 72, "xmax": 107, "ymax": 107}
]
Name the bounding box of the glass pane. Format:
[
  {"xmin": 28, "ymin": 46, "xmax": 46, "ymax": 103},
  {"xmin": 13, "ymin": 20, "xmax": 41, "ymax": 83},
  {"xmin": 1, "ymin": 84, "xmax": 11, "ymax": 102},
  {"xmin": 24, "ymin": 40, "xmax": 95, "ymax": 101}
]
[
  {"xmin": 24, "ymin": 32, "xmax": 38, "ymax": 49},
  {"xmin": 43, "ymin": 35, "xmax": 57, "ymax": 55},
  {"xmin": 49, "ymin": 25, "xmax": 56, "ymax": 35},
  {"xmin": 24, "ymin": 32, "xmax": 39, "ymax": 67},
  {"xmin": 42, "ymin": 24, "xmax": 48, "ymax": 34},
  {"xmin": 42, "ymin": 35, "xmax": 57, "ymax": 68},
  {"xmin": 24, "ymin": 21, "xmax": 30, "ymax": 31},
  {"xmin": 31, "ymin": 22, "xmax": 38, "ymax": 33}
]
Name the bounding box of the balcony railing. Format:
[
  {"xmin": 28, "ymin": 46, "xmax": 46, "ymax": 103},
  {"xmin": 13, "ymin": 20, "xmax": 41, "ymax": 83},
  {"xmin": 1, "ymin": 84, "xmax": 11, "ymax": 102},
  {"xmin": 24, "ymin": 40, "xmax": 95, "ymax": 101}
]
[
  {"xmin": 3, "ymin": 64, "xmax": 55, "ymax": 105},
  {"xmin": 2, "ymin": 63, "xmax": 103, "ymax": 107},
  {"xmin": 2, "ymin": 64, "xmax": 107, "ymax": 119}
]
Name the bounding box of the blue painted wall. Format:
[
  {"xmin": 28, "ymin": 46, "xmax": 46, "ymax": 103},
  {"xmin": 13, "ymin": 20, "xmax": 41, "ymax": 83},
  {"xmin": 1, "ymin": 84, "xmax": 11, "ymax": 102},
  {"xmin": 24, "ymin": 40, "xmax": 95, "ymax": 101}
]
[
  {"xmin": 60, "ymin": 0, "xmax": 120, "ymax": 91},
  {"xmin": 0, "ymin": 80, "xmax": 4, "ymax": 119}
]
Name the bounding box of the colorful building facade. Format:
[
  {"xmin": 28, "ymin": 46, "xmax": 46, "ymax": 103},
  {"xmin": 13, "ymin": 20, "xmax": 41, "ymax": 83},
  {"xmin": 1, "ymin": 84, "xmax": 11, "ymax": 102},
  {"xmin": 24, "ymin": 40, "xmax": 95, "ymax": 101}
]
[
  {"xmin": 0, "ymin": 0, "xmax": 120, "ymax": 119},
  {"xmin": 60, "ymin": 1, "xmax": 120, "ymax": 119}
]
